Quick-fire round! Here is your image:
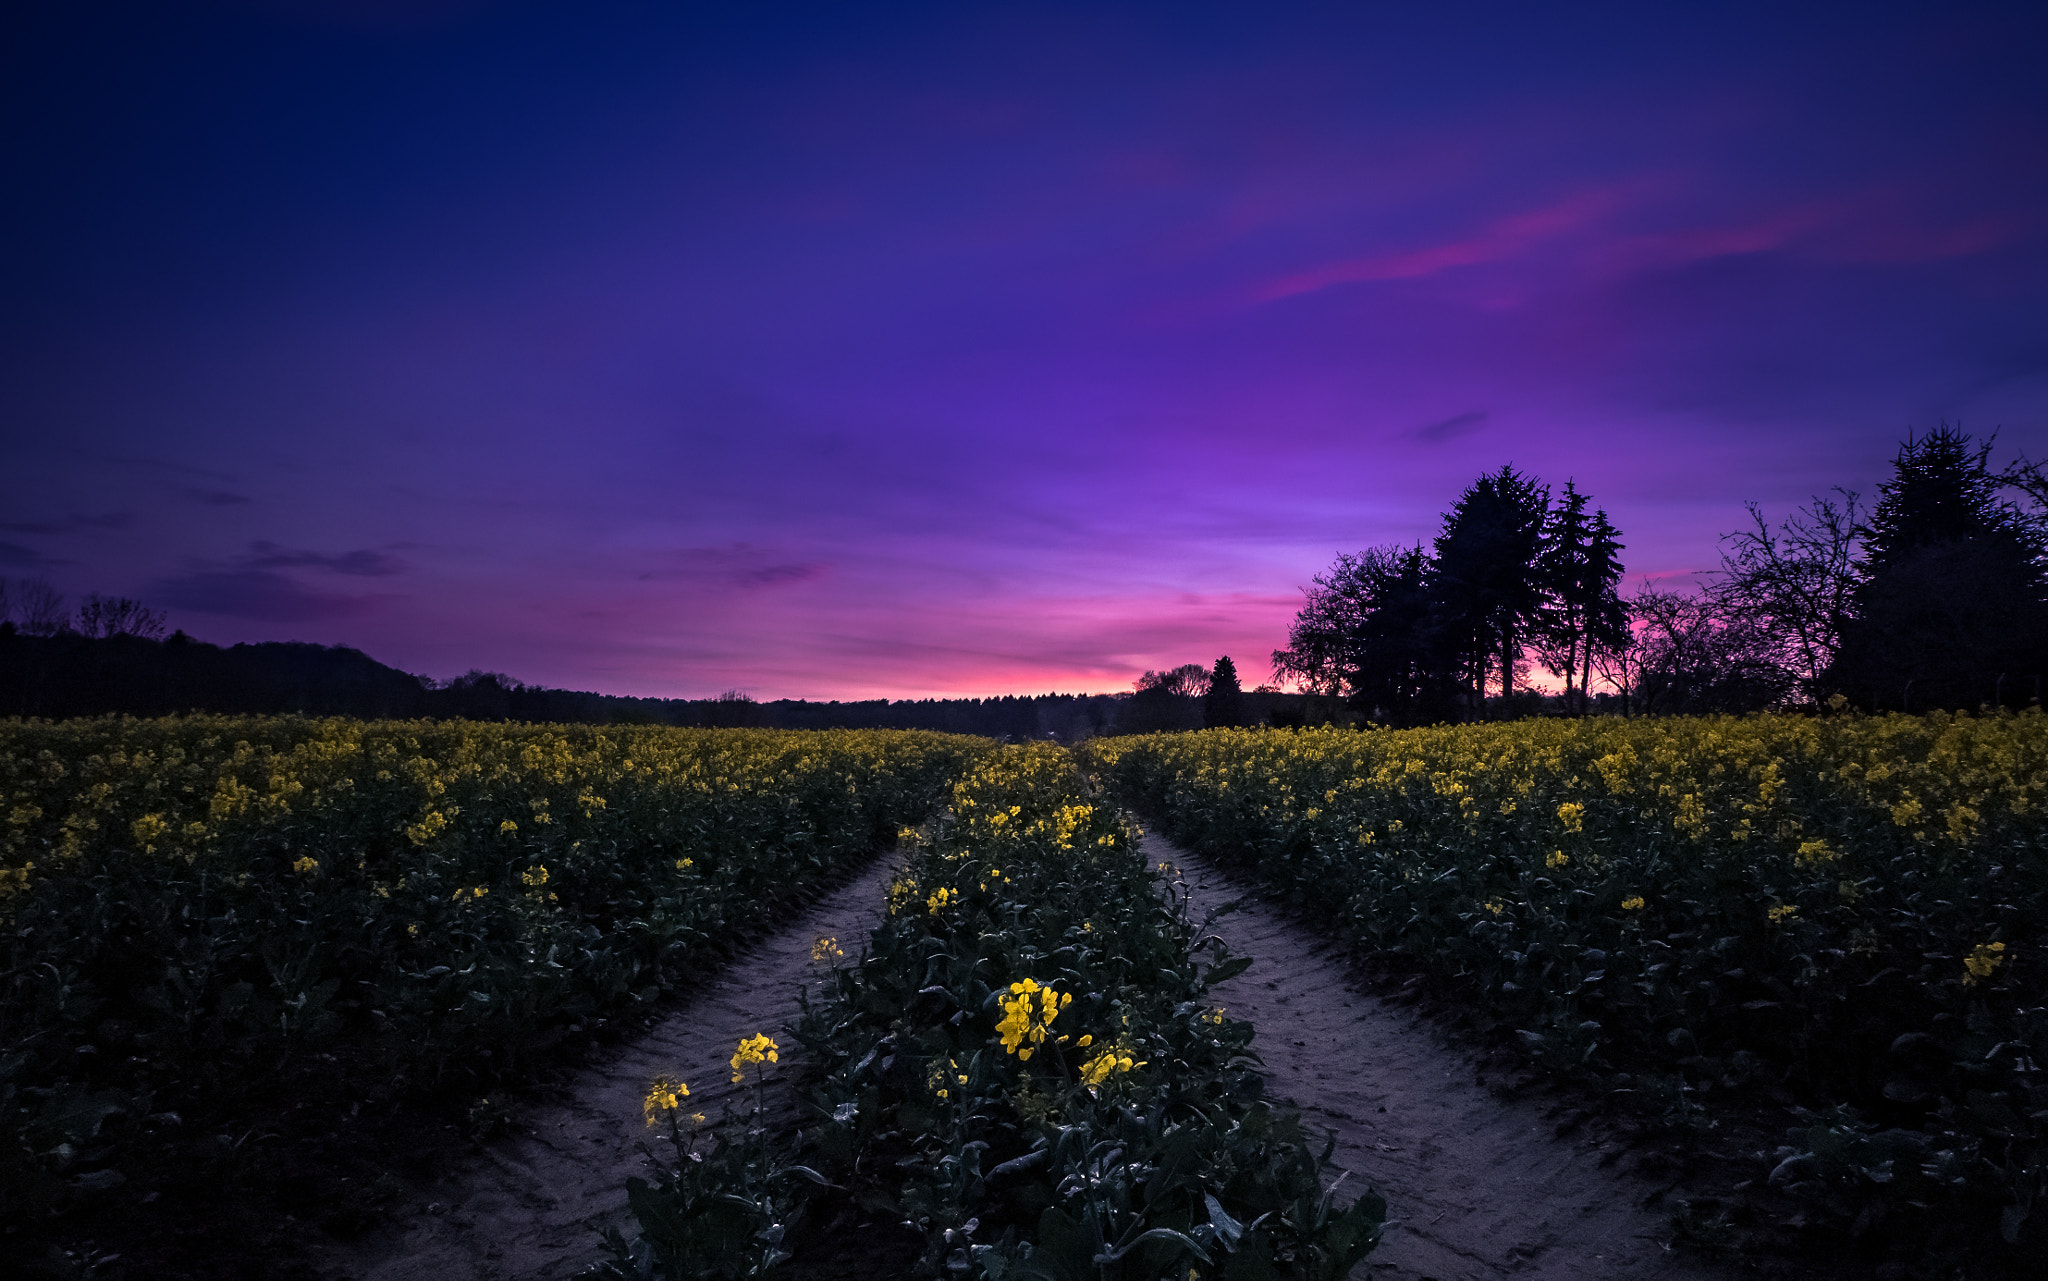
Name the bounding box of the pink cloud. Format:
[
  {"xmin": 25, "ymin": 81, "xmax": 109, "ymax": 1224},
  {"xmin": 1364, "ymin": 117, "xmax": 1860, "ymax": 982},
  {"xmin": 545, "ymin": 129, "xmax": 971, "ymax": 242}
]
[{"xmin": 1253, "ymin": 182, "xmax": 1649, "ymax": 302}]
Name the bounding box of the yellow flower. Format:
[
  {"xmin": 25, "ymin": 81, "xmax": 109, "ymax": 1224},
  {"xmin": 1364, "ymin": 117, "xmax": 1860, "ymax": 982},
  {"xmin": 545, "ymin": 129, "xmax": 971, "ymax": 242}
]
[
  {"xmin": 1545, "ymin": 850, "xmax": 1569, "ymax": 869},
  {"xmin": 995, "ymin": 978, "xmax": 1070, "ymax": 1058},
  {"xmin": 452, "ymin": 884, "xmax": 488, "ymax": 901},
  {"xmin": 521, "ymin": 864, "xmax": 549, "ymax": 888},
  {"xmin": 1963, "ymin": 941, "xmax": 2007, "ymax": 986},
  {"xmin": 292, "ymin": 855, "xmax": 319, "ymax": 876},
  {"xmin": 675, "ymin": 857, "xmax": 693, "ymax": 871},
  {"xmin": 1483, "ymin": 899, "xmax": 1504, "ymax": 916},
  {"xmin": 1767, "ymin": 904, "xmax": 1797, "ymax": 924},
  {"xmin": 1078, "ymin": 1046, "xmax": 1145, "ymax": 1088},
  {"xmin": 811, "ymin": 936, "xmax": 845, "ymax": 964},
  {"xmin": 498, "ymin": 819, "xmax": 518, "ymax": 834},
  {"xmin": 1556, "ymin": 801, "xmax": 1586, "ymax": 833},
  {"xmin": 926, "ymin": 886, "xmax": 955, "ymax": 913},
  {"xmin": 1621, "ymin": 895, "xmax": 1645, "ymax": 911},
  {"xmin": 1795, "ymin": 839, "xmax": 1838, "ymax": 868},
  {"xmin": 730, "ymin": 1033, "xmax": 779, "ymax": 1082},
  {"xmin": 643, "ymin": 1075, "xmax": 689, "ymax": 1126},
  {"xmin": 130, "ymin": 813, "xmax": 168, "ymax": 853}
]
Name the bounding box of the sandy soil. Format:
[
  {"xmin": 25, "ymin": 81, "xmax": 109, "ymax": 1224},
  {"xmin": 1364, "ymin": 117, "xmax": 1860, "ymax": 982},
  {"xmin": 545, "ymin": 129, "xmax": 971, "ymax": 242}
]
[
  {"xmin": 1154, "ymin": 835, "xmax": 1728, "ymax": 1281},
  {"xmin": 334, "ymin": 836, "xmax": 1735, "ymax": 1281},
  {"xmin": 333, "ymin": 854, "xmax": 902, "ymax": 1281}
]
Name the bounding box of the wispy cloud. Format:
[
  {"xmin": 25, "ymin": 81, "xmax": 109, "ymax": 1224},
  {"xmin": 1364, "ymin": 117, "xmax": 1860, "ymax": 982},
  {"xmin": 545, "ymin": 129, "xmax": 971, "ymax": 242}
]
[
  {"xmin": 248, "ymin": 541, "xmax": 408, "ymax": 576},
  {"xmin": 1254, "ymin": 184, "xmax": 1646, "ymax": 302}
]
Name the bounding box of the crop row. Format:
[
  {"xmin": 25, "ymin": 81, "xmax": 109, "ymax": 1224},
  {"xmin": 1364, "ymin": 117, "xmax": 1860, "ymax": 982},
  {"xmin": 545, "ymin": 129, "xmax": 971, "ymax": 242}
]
[
  {"xmin": 602, "ymin": 742, "xmax": 1385, "ymax": 1280},
  {"xmin": 0, "ymin": 716, "xmax": 989, "ymax": 1244},
  {"xmin": 1081, "ymin": 712, "xmax": 2048, "ymax": 1264}
]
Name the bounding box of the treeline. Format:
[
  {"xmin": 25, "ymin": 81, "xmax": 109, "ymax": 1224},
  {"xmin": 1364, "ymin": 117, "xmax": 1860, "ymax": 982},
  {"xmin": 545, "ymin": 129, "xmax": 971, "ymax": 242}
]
[
  {"xmin": 1280, "ymin": 426, "xmax": 2048, "ymax": 724},
  {"xmin": 0, "ymin": 622, "xmax": 1315, "ymax": 737}
]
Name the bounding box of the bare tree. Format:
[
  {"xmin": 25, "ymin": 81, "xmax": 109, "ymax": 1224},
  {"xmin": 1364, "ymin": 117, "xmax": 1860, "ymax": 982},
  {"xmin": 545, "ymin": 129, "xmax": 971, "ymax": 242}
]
[
  {"xmin": 1709, "ymin": 490, "xmax": 1862, "ymax": 706},
  {"xmin": 1136, "ymin": 664, "xmax": 1211, "ymax": 697},
  {"xmin": 17, "ymin": 577, "xmax": 70, "ymax": 636},
  {"xmin": 75, "ymin": 594, "xmax": 168, "ymax": 640},
  {"xmin": 1617, "ymin": 585, "xmax": 1791, "ymax": 715}
]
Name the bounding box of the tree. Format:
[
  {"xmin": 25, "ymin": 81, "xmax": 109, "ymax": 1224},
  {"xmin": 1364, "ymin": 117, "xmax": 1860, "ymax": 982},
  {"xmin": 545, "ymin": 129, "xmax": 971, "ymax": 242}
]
[
  {"xmin": 16, "ymin": 577, "xmax": 69, "ymax": 636},
  {"xmin": 1202, "ymin": 656, "xmax": 1245, "ymax": 728},
  {"xmin": 1271, "ymin": 544, "xmax": 1447, "ymax": 724},
  {"xmin": 1831, "ymin": 427, "xmax": 2048, "ymax": 710},
  {"xmin": 1535, "ymin": 482, "xmax": 1627, "ymax": 714},
  {"xmin": 1430, "ymin": 466, "xmax": 1550, "ymax": 709},
  {"xmin": 75, "ymin": 594, "xmax": 168, "ymax": 640},
  {"xmin": 1138, "ymin": 664, "xmax": 1212, "ymax": 698},
  {"xmin": 1121, "ymin": 665, "xmax": 1208, "ymax": 734},
  {"xmin": 1710, "ymin": 490, "xmax": 1862, "ymax": 707},
  {"xmin": 1598, "ymin": 584, "xmax": 1789, "ymax": 716},
  {"xmin": 1271, "ymin": 553, "xmax": 1385, "ymax": 696}
]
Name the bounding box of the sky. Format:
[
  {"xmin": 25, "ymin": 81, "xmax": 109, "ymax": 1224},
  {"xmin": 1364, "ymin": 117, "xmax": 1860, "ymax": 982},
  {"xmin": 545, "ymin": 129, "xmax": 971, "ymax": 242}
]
[{"xmin": 3, "ymin": 0, "xmax": 2046, "ymax": 700}]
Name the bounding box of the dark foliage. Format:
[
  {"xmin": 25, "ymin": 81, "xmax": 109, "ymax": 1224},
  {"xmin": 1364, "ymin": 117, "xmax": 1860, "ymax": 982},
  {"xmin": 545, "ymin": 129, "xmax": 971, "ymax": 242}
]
[
  {"xmin": 1831, "ymin": 427, "xmax": 2048, "ymax": 712},
  {"xmin": 1201, "ymin": 656, "xmax": 1245, "ymax": 728}
]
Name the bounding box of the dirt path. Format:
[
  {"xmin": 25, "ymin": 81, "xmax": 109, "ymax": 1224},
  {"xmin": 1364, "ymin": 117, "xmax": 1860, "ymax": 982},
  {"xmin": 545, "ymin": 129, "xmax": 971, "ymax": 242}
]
[
  {"xmin": 334, "ymin": 854, "xmax": 902, "ymax": 1281},
  {"xmin": 331, "ymin": 835, "xmax": 1734, "ymax": 1281},
  {"xmin": 1154, "ymin": 836, "xmax": 1729, "ymax": 1281}
]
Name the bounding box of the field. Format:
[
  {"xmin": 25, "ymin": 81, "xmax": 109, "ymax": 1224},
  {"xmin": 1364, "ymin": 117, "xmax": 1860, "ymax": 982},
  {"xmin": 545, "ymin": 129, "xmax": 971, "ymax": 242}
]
[
  {"xmin": 599, "ymin": 741, "xmax": 1385, "ymax": 1280},
  {"xmin": 0, "ymin": 716, "xmax": 987, "ymax": 1273},
  {"xmin": 1083, "ymin": 711, "xmax": 2048, "ymax": 1264},
  {"xmin": 7, "ymin": 710, "xmax": 2043, "ymax": 1277}
]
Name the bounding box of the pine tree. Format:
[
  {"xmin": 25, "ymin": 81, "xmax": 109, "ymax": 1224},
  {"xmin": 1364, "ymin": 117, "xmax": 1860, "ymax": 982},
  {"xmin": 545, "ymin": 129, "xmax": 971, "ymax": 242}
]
[
  {"xmin": 1431, "ymin": 466, "xmax": 1550, "ymax": 710},
  {"xmin": 1202, "ymin": 655, "xmax": 1245, "ymax": 728},
  {"xmin": 1833, "ymin": 426, "xmax": 2048, "ymax": 710},
  {"xmin": 1536, "ymin": 482, "xmax": 1627, "ymax": 714}
]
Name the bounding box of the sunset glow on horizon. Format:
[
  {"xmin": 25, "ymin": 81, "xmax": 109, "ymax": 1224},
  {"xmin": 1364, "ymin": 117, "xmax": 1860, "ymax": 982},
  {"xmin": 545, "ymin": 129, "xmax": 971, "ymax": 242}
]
[{"xmin": 4, "ymin": 1, "xmax": 2045, "ymax": 700}]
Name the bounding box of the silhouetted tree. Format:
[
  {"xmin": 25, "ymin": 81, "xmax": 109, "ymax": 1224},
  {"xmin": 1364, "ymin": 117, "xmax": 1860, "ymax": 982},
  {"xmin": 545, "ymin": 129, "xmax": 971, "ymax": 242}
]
[
  {"xmin": 1202, "ymin": 656, "xmax": 1245, "ymax": 728},
  {"xmin": 1599, "ymin": 585, "xmax": 1789, "ymax": 715},
  {"xmin": 1119, "ymin": 665, "xmax": 1208, "ymax": 733},
  {"xmin": 75, "ymin": 594, "xmax": 168, "ymax": 640},
  {"xmin": 1431, "ymin": 467, "xmax": 1550, "ymax": 711},
  {"xmin": 1535, "ymin": 482, "xmax": 1627, "ymax": 714},
  {"xmin": 1136, "ymin": 664, "xmax": 1211, "ymax": 697},
  {"xmin": 1832, "ymin": 427, "xmax": 2048, "ymax": 710},
  {"xmin": 1711, "ymin": 489, "xmax": 1862, "ymax": 707},
  {"xmin": 17, "ymin": 577, "xmax": 68, "ymax": 636}
]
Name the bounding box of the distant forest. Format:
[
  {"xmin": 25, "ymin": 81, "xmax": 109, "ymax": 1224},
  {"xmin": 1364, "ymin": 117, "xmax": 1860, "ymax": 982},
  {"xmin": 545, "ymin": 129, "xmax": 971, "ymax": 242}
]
[{"xmin": 0, "ymin": 625, "xmax": 1309, "ymax": 739}]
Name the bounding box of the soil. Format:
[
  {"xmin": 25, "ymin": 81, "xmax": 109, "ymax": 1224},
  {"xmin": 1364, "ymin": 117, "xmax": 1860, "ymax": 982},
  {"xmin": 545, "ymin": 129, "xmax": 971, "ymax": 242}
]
[
  {"xmin": 1152, "ymin": 835, "xmax": 1732, "ymax": 1281},
  {"xmin": 323, "ymin": 833, "xmax": 1752, "ymax": 1281},
  {"xmin": 330, "ymin": 854, "xmax": 905, "ymax": 1281}
]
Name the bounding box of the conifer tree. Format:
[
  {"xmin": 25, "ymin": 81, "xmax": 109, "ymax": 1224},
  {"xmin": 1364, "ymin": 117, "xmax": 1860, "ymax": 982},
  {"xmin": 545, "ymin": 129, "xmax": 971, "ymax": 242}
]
[
  {"xmin": 1536, "ymin": 482, "xmax": 1627, "ymax": 714},
  {"xmin": 1202, "ymin": 655, "xmax": 1245, "ymax": 728},
  {"xmin": 1833, "ymin": 426, "xmax": 2048, "ymax": 710},
  {"xmin": 1431, "ymin": 466, "xmax": 1550, "ymax": 709}
]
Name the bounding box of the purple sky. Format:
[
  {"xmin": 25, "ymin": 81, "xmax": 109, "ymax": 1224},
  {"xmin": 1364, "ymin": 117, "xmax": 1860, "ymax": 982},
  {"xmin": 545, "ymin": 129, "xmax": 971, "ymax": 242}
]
[{"xmin": 4, "ymin": 1, "xmax": 2046, "ymax": 699}]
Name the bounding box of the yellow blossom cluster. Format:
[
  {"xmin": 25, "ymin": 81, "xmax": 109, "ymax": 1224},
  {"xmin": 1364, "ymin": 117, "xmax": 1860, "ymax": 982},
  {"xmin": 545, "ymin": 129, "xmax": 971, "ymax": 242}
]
[
  {"xmin": 1963, "ymin": 941, "xmax": 2007, "ymax": 986},
  {"xmin": 996, "ymin": 978, "xmax": 1070, "ymax": 1060},
  {"xmin": 643, "ymin": 1075, "xmax": 689, "ymax": 1126},
  {"xmin": 927, "ymin": 1057, "xmax": 970, "ymax": 1100},
  {"xmin": 730, "ymin": 1033, "xmax": 779, "ymax": 1083},
  {"xmin": 1078, "ymin": 1044, "xmax": 1146, "ymax": 1088}
]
